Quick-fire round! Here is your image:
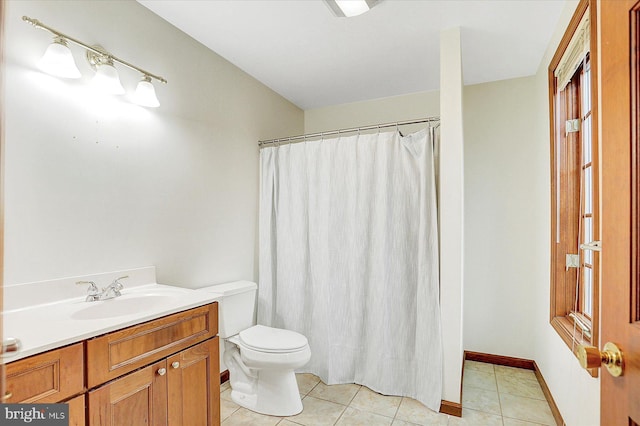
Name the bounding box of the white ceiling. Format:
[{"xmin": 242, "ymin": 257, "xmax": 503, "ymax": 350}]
[{"xmin": 138, "ymin": 0, "xmax": 566, "ymax": 110}]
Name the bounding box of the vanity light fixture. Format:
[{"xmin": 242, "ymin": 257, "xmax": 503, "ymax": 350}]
[
  {"xmin": 133, "ymin": 75, "xmax": 160, "ymax": 108},
  {"xmin": 38, "ymin": 36, "xmax": 81, "ymax": 79},
  {"xmin": 23, "ymin": 16, "xmax": 166, "ymax": 107},
  {"xmin": 91, "ymin": 61, "xmax": 126, "ymax": 95},
  {"xmin": 324, "ymin": 0, "xmax": 380, "ymax": 17},
  {"xmin": 87, "ymin": 50, "xmax": 125, "ymax": 95}
]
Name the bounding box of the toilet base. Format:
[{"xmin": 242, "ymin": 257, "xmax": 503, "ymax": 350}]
[
  {"xmin": 230, "ymin": 369, "xmax": 303, "ymax": 416},
  {"xmin": 225, "ymin": 345, "xmax": 305, "ymax": 416}
]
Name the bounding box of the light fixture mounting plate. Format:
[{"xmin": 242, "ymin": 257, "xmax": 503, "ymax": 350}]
[{"xmin": 85, "ymin": 44, "xmax": 110, "ymax": 70}]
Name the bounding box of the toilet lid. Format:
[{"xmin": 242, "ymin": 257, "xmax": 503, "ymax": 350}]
[{"xmin": 239, "ymin": 325, "xmax": 308, "ymax": 353}]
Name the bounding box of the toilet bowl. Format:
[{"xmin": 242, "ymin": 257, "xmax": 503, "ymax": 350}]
[{"xmin": 198, "ymin": 281, "xmax": 311, "ymax": 416}]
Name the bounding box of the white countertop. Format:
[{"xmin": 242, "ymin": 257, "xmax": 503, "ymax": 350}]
[{"xmin": 3, "ymin": 281, "xmax": 222, "ymax": 363}]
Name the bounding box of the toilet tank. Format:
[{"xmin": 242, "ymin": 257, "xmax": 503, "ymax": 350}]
[{"xmin": 202, "ymin": 281, "xmax": 257, "ymax": 338}]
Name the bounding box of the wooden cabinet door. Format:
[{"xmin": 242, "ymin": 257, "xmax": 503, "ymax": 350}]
[
  {"xmin": 167, "ymin": 337, "xmax": 220, "ymax": 426},
  {"xmin": 88, "ymin": 360, "xmax": 168, "ymax": 426},
  {"xmin": 66, "ymin": 394, "xmax": 86, "ymax": 426}
]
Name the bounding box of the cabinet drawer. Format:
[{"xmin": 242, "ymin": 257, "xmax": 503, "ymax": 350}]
[
  {"xmin": 86, "ymin": 302, "xmax": 217, "ymax": 388},
  {"xmin": 5, "ymin": 342, "xmax": 84, "ymax": 403}
]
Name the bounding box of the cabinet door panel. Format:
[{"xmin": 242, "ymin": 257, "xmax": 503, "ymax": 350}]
[
  {"xmin": 168, "ymin": 338, "xmax": 220, "ymax": 426},
  {"xmin": 5, "ymin": 343, "xmax": 84, "ymax": 403},
  {"xmin": 88, "ymin": 361, "xmax": 167, "ymax": 426}
]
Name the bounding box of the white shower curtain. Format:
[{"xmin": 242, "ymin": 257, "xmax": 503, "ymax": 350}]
[{"xmin": 258, "ymin": 128, "xmax": 443, "ymax": 411}]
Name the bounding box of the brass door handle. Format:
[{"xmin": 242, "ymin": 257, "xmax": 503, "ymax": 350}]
[
  {"xmin": 577, "ymin": 342, "xmax": 623, "ymax": 377},
  {"xmin": 1, "ymin": 392, "xmax": 12, "ymax": 401}
]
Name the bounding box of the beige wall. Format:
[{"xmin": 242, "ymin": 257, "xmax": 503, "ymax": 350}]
[
  {"xmin": 462, "ymin": 75, "xmax": 542, "ymax": 357},
  {"xmin": 305, "ymin": 90, "xmax": 439, "ymax": 133},
  {"xmin": 3, "ymin": 0, "xmax": 303, "ymax": 287}
]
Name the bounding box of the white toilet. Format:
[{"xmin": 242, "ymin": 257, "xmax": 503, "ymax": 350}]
[{"xmin": 199, "ymin": 281, "xmax": 311, "ymax": 416}]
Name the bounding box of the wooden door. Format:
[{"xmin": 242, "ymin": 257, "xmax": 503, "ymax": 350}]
[
  {"xmin": 600, "ymin": 0, "xmax": 640, "ymax": 424},
  {"xmin": 167, "ymin": 338, "xmax": 220, "ymax": 426},
  {"xmin": 88, "ymin": 360, "xmax": 168, "ymax": 426}
]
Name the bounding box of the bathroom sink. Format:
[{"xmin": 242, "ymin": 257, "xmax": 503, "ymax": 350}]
[{"xmin": 71, "ymin": 294, "xmax": 174, "ymax": 320}]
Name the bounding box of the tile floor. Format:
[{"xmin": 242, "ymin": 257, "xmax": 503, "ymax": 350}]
[{"xmin": 220, "ymin": 360, "xmax": 556, "ymax": 426}]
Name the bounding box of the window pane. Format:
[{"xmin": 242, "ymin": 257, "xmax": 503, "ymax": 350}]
[
  {"xmin": 583, "ymin": 115, "xmax": 592, "ymax": 164},
  {"xmin": 583, "ymin": 266, "xmax": 593, "ymax": 317},
  {"xmin": 584, "ymin": 216, "xmax": 593, "ymax": 244},
  {"xmin": 584, "ymin": 247, "xmax": 593, "ymax": 265},
  {"xmin": 583, "ymin": 67, "xmax": 591, "ymax": 112},
  {"xmin": 584, "ymin": 166, "xmax": 592, "ymax": 214}
]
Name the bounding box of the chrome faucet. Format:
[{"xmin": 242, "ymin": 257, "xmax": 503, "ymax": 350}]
[
  {"xmin": 100, "ymin": 276, "xmax": 128, "ymax": 300},
  {"xmin": 76, "ymin": 275, "xmax": 129, "ymax": 302}
]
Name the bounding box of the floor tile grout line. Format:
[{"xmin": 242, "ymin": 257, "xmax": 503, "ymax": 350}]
[
  {"xmin": 391, "ymin": 396, "xmax": 403, "ymax": 421},
  {"xmin": 493, "ymin": 369, "xmax": 505, "ymax": 421},
  {"xmin": 491, "ymin": 367, "xmax": 507, "ymax": 426},
  {"xmin": 501, "ymin": 414, "xmax": 549, "ymax": 426},
  {"xmin": 345, "ymin": 384, "xmax": 361, "ymax": 407},
  {"xmin": 331, "ymin": 403, "xmax": 348, "ymax": 426}
]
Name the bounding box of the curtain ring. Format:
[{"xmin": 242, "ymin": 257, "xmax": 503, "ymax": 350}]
[
  {"xmin": 377, "ymin": 124, "xmax": 380, "ymax": 135},
  {"xmin": 288, "ymin": 137, "xmax": 292, "ymax": 146},
  {"xmin": 321, "ymin": 132, "xmax": 324, "ymax": 142}
]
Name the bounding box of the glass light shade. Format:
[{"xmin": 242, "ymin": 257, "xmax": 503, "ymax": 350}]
[
  {"xmin": 38, "ymin": 39, "xmax": 81, "ymax": 79},
  {"xmin": 91, "ymin": 63, "xmax": 125, "ymax": 95},
  {"xmin": 133, "ymin": 77, "xmax": 160, "ymax": 107},
  {"xmin": 335, "ymin": 0, "xmax": 370, "ymax": 17}
]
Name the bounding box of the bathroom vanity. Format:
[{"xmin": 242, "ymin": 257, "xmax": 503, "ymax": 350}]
[{"xmin": 2, "ymin": 267, "xmax": 222, "ymax": 426}]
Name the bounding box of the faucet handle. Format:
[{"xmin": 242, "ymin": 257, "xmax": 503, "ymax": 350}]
[
  {"xmin": 112, "ymin": 275, "xmax": 129, "ymax": 290},
  {"xmin": 77, "ymin": 281, "xmax": 100, "ymax": 301},
  {"xmin": 76, "ymin": 280, "xmax": 99, "ymax": 295}
]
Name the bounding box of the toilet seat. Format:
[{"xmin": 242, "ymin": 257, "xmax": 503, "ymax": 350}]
[{"xmin": 238, "ymin": 325, "xmax": 308, "ymax": 353}]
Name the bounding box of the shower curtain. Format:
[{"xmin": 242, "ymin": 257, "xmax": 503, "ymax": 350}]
[{"xmin": 258, "ymin": 128, "xmax": 442, "ymax": 411}]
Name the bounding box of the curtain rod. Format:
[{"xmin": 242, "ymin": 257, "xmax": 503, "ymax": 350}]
[{"xmin": 258, "ymin": 116, "xmax": 440, "ymax": 147}]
